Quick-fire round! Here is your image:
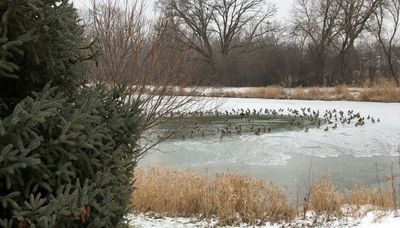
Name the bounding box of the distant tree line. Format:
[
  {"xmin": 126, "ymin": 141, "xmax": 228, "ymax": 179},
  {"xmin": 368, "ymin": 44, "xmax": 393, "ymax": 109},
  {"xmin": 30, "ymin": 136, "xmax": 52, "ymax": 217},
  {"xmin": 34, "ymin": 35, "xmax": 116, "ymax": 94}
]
[{"xmin": 85, "ymin": 0, "xmax": 400, "ymax": 87}]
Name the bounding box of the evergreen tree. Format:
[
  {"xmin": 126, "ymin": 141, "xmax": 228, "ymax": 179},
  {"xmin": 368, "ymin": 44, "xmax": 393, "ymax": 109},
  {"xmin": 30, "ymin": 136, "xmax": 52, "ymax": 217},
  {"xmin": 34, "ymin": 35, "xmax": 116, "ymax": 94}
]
[
  {"xmin": 0, "ymin": 0, "xmax": 92, "ymax": 116},
  {"xmin": 0, "ymin": 0, "xmax": 142, "ymax": 226},
  {"xmin": 0, "ymin": 85, "xmax": 142, "ymax": 227}
]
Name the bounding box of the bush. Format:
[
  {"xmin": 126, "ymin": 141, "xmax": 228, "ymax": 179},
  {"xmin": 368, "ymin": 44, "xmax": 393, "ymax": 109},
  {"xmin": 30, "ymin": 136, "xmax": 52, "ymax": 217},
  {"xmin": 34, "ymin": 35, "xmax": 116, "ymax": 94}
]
[
  {"xmin": 0, "ymin": 0, "xmax": 93, "ymax": 116},
  {"xmin": 0, "ymin": 84, "xmax": 142, "ymax": 227}
]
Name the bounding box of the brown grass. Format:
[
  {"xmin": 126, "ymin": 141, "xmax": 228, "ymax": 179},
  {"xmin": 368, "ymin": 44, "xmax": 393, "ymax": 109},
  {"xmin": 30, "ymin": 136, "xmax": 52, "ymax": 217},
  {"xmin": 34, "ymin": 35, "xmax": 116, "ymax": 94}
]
[
  {"xmin": 244, "ymin": 85, "xmax": 286, "ymax": 99},
  {"xmin": 132, "ymin": 82, "xmax": 400, "ymax": 102},
  {"xmin": 215, "ymin": 90, "xmax": 239, "ymax": 98},
  {"xmin": 291, "ymin": 87, "xmax": 328, "ymax": 100},
  {"xmin": 132, "ymin": 167, "xmax": 399, "ymax": 225},
  {"xmin": 207, "ymin": 85, "xmax": 286, "ymax": 99},
  {"xmin": 347, "ymin": 186, "xmax": 395, "ymax": 208},
  {"xmin": 211, "ymin": 83, "xmax": 399, "ymax": 102},
  {"xmin": 151, "ymin": 78, "xmax": 399, "ymax": 102},
  {"xmin": 332, "ymin": 85, "xmax": 354, "ymax": 100},
  {"xmin": 308, "ymin": 177, "xmax": 344, "ymax": 216},
  {"xmin": 357, "ymin": 81, "xmax": 400, "ymax": 102},
  {"xmin": 133, "ymin": 166, "xmax": 293, "ymax": 225}
]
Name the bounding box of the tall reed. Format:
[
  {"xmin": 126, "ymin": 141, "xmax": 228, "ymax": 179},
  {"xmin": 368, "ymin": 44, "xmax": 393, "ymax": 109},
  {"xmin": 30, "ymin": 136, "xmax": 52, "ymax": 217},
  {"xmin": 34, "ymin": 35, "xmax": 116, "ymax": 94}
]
[{"xmin": 132, "ymin": 166, "xmax": 399, "ymax": 225}]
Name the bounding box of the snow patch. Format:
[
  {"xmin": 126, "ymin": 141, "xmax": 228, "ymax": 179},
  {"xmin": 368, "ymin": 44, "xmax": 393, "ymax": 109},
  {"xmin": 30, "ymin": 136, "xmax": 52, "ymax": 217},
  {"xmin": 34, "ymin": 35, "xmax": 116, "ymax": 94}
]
[{"xmin": 127, "ymin": 207, "xmax": 400, "ymax": 228}]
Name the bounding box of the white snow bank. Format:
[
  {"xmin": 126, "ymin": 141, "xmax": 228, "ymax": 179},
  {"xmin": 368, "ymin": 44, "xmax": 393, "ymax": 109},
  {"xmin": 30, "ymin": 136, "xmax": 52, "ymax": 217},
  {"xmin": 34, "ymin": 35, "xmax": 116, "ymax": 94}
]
[{"xmin": 127, "ymin": 207, "xmax": 400, "ymax": 228}]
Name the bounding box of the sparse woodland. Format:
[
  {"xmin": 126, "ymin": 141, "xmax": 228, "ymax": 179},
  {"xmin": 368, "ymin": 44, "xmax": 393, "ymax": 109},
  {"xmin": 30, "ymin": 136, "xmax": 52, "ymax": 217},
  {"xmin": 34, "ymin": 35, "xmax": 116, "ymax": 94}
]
[{"xmin": 83, "ymin": 0, "xmax": 400, "ymax": 88}]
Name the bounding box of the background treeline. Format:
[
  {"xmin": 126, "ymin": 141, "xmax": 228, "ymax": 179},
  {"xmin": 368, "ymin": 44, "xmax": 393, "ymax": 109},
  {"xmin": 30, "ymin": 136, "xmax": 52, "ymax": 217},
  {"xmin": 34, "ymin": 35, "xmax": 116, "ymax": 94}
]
[{"xmin": 83, "ymin": 0, "xmax": 400, "ymax": 87}]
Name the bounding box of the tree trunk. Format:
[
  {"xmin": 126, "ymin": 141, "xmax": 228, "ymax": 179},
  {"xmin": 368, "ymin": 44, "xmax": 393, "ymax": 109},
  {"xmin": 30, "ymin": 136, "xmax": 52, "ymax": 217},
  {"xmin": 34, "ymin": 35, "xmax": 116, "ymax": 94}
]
[
  {"xmin": 313, "ymin": 49, "xmax": 326, "ymax": 86},
  {"xmin": 338, "ymin": 52, "xmax": 351, "ymax": 84},
  {"xmin": 314, "ymin": 60, "xmax": 325, "ymax": 86},
  {"xmin": 388, "ymin": 60, "xmax": 399, "ymax": 86}
]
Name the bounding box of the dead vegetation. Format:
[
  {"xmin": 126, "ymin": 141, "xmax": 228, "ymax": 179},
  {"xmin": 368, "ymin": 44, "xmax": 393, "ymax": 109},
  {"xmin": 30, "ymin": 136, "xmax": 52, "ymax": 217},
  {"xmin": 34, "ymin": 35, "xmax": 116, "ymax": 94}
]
[
  {"xmin": 307, "ymin": 177, "xmax": 344, "ymax": 217},
  {"xmin": 244, "ymin": 86, "xmax": 287, "ymax": 99},
  {"xmin": 358, "ymin": 80, "xmax": 400, "ymax": 102},
  {"xmin": 347, "ymin": 186, "xmax": 395, "ymax": 209},
  {"xmin": 290, "ymin": 85, "xmax": 355, "ymax": 101},
  {"xmin": 132, "ymin": 166, "xmax": 400, "ymax": 225},
  {"xmin": 176, "ymin": 82, "xmax": 400, "ymax": 102},
  {"xmin": 132, "ymin": 167, "xmax": 293, "ymax": 225},
  {"xmin": 84, "ymin": 0, "xmax": 213, "ymax": 159}
]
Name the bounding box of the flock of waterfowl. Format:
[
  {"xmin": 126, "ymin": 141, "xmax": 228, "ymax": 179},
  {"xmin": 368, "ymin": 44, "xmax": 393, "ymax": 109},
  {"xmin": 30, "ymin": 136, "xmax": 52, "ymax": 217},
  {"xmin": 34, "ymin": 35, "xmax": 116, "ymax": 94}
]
[{"xmin": 158, "ymin": 107, "xmax": 380, "ymax": 140}]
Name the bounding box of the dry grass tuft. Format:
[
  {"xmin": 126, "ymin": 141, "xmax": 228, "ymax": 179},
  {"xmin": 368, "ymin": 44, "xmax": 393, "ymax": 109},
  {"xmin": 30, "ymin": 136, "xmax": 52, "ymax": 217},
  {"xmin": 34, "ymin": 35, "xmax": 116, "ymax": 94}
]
[
  {"xmin": 136, "ymin": 82, "xmax": 400, "ymax": 102},
  {"xmin": 132, "ymin": 166, "xmax": 294, "ymax": 225},
  {"xmin": 347, "ymin": 186, "xmax": 395, "ymax": 209},
  {"xmin": 132, "ymin": 167, "xmax": 399, "ymax": 225},
  {"xmin": 290, "ymin": 86, "xmax": 354, "ymax": 101},
  {"xmin": 332, "ymin": 85, "xmax": 354, "ymax": 100},
  {"xmin": 291, "ymin": 87, "xmax": 330, "ymax": 100},
  {"xmin": 308, "ymin": 177, "xmax": 344, "ymax": 216},
  {"xmin": 200, "ymin": 78, "xmax": 400, "ymax": 102},
  {"xmin": 358, "ymin": 81, "xmax": 400, "ymax": 102},
  {"xmin": 218, "ymin": 90, "xmax": 239, "ymax": 98},
  {"xmin": 245, "ymin": 85, "xmax": 286, "ymax": 99}
]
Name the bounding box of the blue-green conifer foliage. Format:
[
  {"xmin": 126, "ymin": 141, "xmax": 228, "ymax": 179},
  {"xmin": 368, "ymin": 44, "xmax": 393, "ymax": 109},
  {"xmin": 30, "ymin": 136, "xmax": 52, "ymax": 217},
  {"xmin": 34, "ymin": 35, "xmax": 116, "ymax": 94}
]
[{"xmin": 0, "ymin": 1, "xmax": 142, "ymax": 227}]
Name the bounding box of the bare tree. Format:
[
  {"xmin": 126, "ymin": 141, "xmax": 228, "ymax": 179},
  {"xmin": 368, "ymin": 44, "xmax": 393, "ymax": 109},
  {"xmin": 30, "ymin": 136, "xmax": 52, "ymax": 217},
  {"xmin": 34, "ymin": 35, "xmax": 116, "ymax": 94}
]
[
  {"xmin": 85, "ymin": 0, "xmax": 211, "ymax": 158},
  {"xmin": 160, "ymin": 0, "xmax": 276, "ymax": 64},
  {"xmin": 80, "ymin": 0, "xmax": 400, "ymax": 92},
  {"xmin": 211, "ymin": 0, "xmax": 276, "ymax": 56},
  {"xmin": 333, "ymin": 0, "xmax": 383, "ymax": 83},
  {"xmin": 86, "ymin": 0, "xmax": 146, "ymax": 85},
  {"xmin": 160, "ymin": 0, "xmax": 215, "ymax": 63},
  {"xmin": 293, "ymin": 0, "xmax": 342, "ymax": 85},
  {"xmin": 371, "ymin": 0, "xmax": 400, "ymax": 85}
]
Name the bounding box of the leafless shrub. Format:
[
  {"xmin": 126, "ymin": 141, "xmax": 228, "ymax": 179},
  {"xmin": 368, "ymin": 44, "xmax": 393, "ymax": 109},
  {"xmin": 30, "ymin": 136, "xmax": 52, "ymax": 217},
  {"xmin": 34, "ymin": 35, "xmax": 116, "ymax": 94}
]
[{"xmin": 84, "ymin": 0, "xmax": 214, "ymax": 158}]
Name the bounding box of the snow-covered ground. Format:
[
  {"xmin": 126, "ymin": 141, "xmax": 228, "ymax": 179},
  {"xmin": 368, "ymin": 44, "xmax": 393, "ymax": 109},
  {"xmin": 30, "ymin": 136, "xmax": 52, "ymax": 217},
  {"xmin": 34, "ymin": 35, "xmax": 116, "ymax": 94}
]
[
  {"xmin": 178, "ymin": 86, "xmax": 368, "ymax": 99},
  {"xmin": 127, "ymin": 206, "xmax": 400, "ymax": 227}
]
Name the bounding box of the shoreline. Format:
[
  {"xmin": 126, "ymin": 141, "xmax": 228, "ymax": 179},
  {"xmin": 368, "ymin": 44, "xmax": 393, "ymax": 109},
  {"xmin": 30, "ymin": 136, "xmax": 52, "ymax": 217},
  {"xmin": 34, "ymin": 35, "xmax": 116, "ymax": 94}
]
[{"xmin": 131, "ymin": 166, "xmax": 400, "ymax": 227}]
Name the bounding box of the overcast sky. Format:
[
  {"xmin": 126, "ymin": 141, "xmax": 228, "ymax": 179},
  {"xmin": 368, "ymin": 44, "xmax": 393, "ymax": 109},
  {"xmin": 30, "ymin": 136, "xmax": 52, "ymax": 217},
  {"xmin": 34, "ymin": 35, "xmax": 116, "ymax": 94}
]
[
  {"xmin": 71, "ymin": 0, "xmax": 294, "ymax": 21},
  {"xmin": 270, "ymin": 0, "xmax": 294, "ymax": 20}
]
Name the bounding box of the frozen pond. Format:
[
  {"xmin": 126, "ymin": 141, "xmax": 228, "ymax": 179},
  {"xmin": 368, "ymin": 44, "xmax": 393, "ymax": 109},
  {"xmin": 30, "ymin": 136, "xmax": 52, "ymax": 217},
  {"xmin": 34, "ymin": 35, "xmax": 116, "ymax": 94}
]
[{"xmin": 140, "ymin": 98, "xmax": 400, "ymax": 190}]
